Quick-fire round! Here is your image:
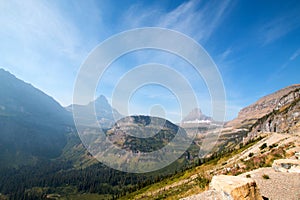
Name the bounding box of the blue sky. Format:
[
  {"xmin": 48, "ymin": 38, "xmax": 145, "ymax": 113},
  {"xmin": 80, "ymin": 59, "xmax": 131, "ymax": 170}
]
[{"xmin": 0, "ymin": 0, "xmax": 300, "ymax": 122}]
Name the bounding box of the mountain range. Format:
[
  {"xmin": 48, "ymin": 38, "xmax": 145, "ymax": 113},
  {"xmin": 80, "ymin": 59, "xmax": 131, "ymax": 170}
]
[
  {"xmin": 0, "ymin": 68, "xmax": 193, "ymax": 170},
  {"xmin": 0, "ymin": 69, "xmax": 124, "ymax": 169},
  {"xmin": 0, "ymin": 68, "xmax": 299, "ymax": 199},
  {"xmin": 1, "ymin": 68, "xmax": 299, "ymax": 168},
  {"xmin": 0, "ymin": 69, "xmax": 196, "ymax": 199}
]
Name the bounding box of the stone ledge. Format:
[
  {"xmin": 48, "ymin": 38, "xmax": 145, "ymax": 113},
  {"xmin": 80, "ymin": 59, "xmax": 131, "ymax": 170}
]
[{"xmin": 272, "ymin": 159, "xmax": 300, "ymax": 173}]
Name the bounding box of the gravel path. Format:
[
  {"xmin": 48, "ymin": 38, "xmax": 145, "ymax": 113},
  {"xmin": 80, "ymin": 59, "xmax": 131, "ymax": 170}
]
[{"xmin": 239, "ymin": 167, "xmax": 300, "ymax": 200}]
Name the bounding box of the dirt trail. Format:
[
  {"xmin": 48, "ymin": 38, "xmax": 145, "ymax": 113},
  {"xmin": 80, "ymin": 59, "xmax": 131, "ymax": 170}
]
[{"xmin": 240, "ymin": 167, "xmax": 300, "ymax": 200}]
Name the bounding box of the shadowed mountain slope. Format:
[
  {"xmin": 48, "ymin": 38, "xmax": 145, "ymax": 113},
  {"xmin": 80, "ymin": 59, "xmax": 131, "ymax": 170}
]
[{"xmin": 0, "ymin": 69, "xmax": 73, "ymax": 168}]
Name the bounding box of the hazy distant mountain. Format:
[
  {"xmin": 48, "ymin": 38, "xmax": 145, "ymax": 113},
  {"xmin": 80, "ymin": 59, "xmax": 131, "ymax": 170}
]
[
  {"xmin": 182, "ymin": 108, "xmax": 213, "ymax": 124},
  {"xmin": 67, "ymin": 95, "xmax": 123, "ymax": 128},
  {"xmin": 0, "ymin": 69, "xmax": 73, "ymax": 168}
]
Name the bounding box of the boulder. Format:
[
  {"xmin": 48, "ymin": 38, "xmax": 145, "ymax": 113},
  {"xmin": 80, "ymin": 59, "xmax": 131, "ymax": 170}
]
[
  {"xmin": 272, "ymin": 159, "xmax": 300, "ymax": 173},
  {"xmin": 210, "ymin": 175, "xmax": 262, "ymax": 200}
]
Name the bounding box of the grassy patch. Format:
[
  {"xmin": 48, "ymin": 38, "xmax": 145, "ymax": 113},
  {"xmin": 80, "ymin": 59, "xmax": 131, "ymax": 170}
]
[
  {"xmin": 0, "ymin": 194, "xmax": 8, "ymax": 200},
  {"xmin": 196, "ymin": 174, "xmax": 210, "ymax": 189},
  {"xmin": 243, "ymin": 146, "xmax": 285, "ymax": 171}
]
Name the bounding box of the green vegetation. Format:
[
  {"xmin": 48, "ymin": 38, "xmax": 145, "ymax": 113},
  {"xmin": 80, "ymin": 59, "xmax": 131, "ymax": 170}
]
[
  {"xmin": 0, "ymin": 120, "xmax": 266, "ymax": 200},
  {"xmin": 0, "ymin": 194, "xmax": 8, "ymax": 200},
  {"xmin": 269, "ymin": 143, "xmax": 278, "ymax": 149},
  {"xmin": 262, "ymin": 174, "xmax": 270, "ymax": 179},
  {"xmin": 260, "ymin": 143, "xmax": 268, "ymax": 150},
  {"xmin": 243, "ymin": 146, "xmax": 285, "ymax": 170},
  {"xmin": 196, "ymin": 175, "xmax": 210, "ymax": 189},
  {"xmin": 24, "ymin": 186, "xmax": 111, "ymax": 200},
  {"xmin": 0, "ymin": 151, "xmax": 196, "ymax": 200},
  {"xmin": 119, "ymin": 136, "xmax": 262, "ymax": 199}
]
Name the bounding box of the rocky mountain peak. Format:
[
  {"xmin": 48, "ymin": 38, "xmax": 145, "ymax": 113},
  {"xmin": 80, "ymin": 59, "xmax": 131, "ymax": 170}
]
[
  {"xmin": 67, "ymin": 95, "xmax": 123, "ymax": 128},
  {"xmin": 182, "ymin": 108, "xmax": 212, "ymax": 123},
  {"xmin": 94, "ymin": 95, "xmax": 109, "ymax": 105}
]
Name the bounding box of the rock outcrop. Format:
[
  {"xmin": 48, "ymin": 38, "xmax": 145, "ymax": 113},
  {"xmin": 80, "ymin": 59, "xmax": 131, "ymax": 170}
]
[
  {"xmin": 181, "ymin": 175, "xmax": 262, "ymax": 200},
  {"xmin": 223, "ymin": 84, "xmax": 300, "ymax": 145},
  {"xmin": 181, "ymin": 175, "xmax": 263, "ymax": 200},
  {"xmin": 226, "ymin": 84, "xmax": 300, "ymax": 131},
  {"xmin": 209, "ymin": 175, "xmax": 262, "ymax": 200},
  {"xmin": 272, "ymin": 159, "xmax": 300, "ymax": 173}
]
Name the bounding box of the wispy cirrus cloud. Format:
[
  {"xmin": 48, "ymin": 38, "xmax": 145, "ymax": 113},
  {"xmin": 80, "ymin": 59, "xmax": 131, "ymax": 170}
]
[
  {"xmin": 104, "ymin": 0, "xmax": 234, "ymax": 121},
  {"xmin": 259, "ymin": 10, "xmax": 300, "ymax": 46},
  {"xmin": 282, "ymin": 48, "xmax": 300, "ymax": 69},
  {"xmin": 267, "ymin": 47, "xmax": 300, "ymax": 85},
  {"xmin": 0, "ymin": 0, "xmax": 103, "ymax": 105},
  {"xmin": 122, "ymin": 0, "xmax": 233, "ymax": 42},
  {"xmin": 289, "ymin": 48, "xmax": 300, "ymax": 61},
  {"xmin": 158, "ymin": 0, "xmax": 232, "ymax": 42},
  {"xmin": 0, "ymin": 0, "xmax": 80, "ymax": 59}
]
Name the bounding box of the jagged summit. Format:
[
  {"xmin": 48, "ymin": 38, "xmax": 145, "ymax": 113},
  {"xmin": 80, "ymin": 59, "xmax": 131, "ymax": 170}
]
[
  {"xmin": 182, "ymin": 108, "xmax": 213, "ymax": 124},
  {"xmin": 94, "ymin": 94, "xmax": 109, "ymax": 104},
  {"xmin": 67, "ymin": 94, "xmax": 123, "ymax": 128}
]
